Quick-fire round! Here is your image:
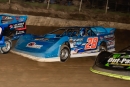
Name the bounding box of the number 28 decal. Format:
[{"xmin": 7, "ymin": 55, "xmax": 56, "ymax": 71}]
[{"xmin": 85, "ymin": 37, "xmax": 98, "ymax": 50}]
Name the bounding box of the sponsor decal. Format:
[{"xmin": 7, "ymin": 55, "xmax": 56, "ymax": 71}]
[
  {"xmin": 15, "ymin": 16, "xmax": 20, "ymax": 20},
  {"xmin": 74, "ymin": 41, "xmax": 82, "ymax": 46},
  {"xmin": 1, "ymin": 16, "xmax": 13, "ymax": 24},
  {"xmin": 15, "ymin": 16, "xmax": 25, "ymax": 22},
  {"xmin": 13, "ymin": 22, "xmax": 24, "ymax": 28},
  {"xmin": 19, "ymin": 18, "xmax": 24, "ymax": 22},
  {"xmin": 107, "ymin": 54, "xmax": 130, "ymax": 65},
  {"xmin": 35, "ymin": 38, "xmax": 48, "ymax": 41},
  {"xmin": 2, "ymin": 16, "xmax": 13, "ymax": 20},
  {"xmin": 73, "ymin": 38, "xmax": 83, "ymax": 42},
  {"xmin": 108, "ymin": 58, "xmax": 130, "ymax": 64},
  {"xmin": 16, "ymin": 31, "xmax": 25, "ymax": 35},
  {"xmin": 26, "ymin": 42, "xmax": 43, "ymax": 49},
  {"xmin": 104, "ymin": 34, "xmax": 115, "ymax": 40},
  {"xmin": 107, "ymin": 40, "xmax": 115, "ymax": 46},
  {"xmin": 104, "ymin": 34, "xmax": 114, "ymax": 38},
  {"xmin": 99, "ymin": 36, "xmax": 104, "ymax": 40},
  {"xmin": 70, "ymin": 38, "xmax": 83, "ymax": 47},
  {"xmin": 9, "ymin": 25, "xmax": 13, "ymax": 28}
]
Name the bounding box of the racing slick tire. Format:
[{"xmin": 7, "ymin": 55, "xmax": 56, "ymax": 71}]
[
  {"xmin": 60, "ymin": 44, "xmax": 70, "ymax": 62},
  {"xmin": 99, "ymin": 42, "xmax": 107, "ymax": 52},
  {"xmin": 0, "ymin": 37, "xmax": 12, "ymax": 54},
  {"xmin": 95, "ymin": 51, "xmax": 112, "ymax": 67}
]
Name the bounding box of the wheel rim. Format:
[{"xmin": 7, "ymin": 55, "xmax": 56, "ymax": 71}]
[
  {"xmin": 100, "ymin": 46, "xmax": 107, "ymax": 51},
  {"xmin": 60, "ymin": 48, "xmax": 69, "ymax": 60},
  {"xmin": 1, "ymin": 41, "xmax": 11, "ymax": 52}
]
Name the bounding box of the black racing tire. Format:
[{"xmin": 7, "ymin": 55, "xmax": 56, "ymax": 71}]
[
  {"xmin": 0, "ymin": 37, "xmax": 12, "ymax": 54},
  {"xmin": 99, "ymin": 42, "xmax": 107, "ymax": 52},
  {"xmin": 60, "ymin": 44, "xmax": 70, "ymax": 62},
  {"xmin": 95, "ymin": 51, "xmax": 112, "ymax": 67}
]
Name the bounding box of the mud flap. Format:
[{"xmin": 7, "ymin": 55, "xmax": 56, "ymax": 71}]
[{"xmin": 90, "ymin": 64, "xmax": 130, "ymax": 80}]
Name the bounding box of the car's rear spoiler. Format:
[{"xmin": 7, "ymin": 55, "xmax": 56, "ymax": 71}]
[{"xmin": 105, "ymin": 28, "xmax": 115, "ymax": 34}]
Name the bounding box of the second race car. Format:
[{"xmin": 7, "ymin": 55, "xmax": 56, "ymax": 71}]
[
  {"xmin": 0, "ymin": 14, "xmax": 27, "ymax": 40},
  {"xmin": 11, "ymin": 26, "xmax": 115, "ymax": 62},
  {"xmin": 90, "ymin": 45, "xmax": 130, "ymax": 80},
  {"xmin": 0, "ymin": 14, "xmax": 27, "ymax": 54}
]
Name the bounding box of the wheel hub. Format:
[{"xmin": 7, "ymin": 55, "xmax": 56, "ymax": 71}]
[
  {"xmin": 1, "ymin": 41, "xmax": 11, "ymax": 52},
  {"xmin": 61, "ymin": 49, "xmax": 69, "ymax": 60}
]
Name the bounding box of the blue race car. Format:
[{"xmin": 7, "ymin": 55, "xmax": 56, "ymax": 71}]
[
  {"xmin": 0, "ymin": 24, "xmax": 12, "ymax": 54},
  {"xmin": 12, "ymin": 26, "xmax": 115, "ymax": 62},
  {"xmin": 0, "ymin": 14, "xmax": 27, "ymax": 40},
  {"xmin": 0, "ymin": 14, "xmax": 27, "ymax": 54}
]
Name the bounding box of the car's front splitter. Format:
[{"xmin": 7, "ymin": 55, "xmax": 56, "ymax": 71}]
[
  {"xmin": 90, "ymin": 65, "xmax": 130, "ymax": 80},
  {"xmin": 11, "ymin": 49, "xmax": 60, "ymax": 62}
]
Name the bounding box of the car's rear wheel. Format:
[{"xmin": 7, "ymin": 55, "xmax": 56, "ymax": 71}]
[
  {"xmin": 99, "ymin": 42, "xmax": 107, "ymax": 52},
  {"xmin": 0, "ymin": 37, "xmax": 12, "ymax": 54},
  {"xmin": 60, "ymin": 45, "xmax": 70, "ymax": 62}
]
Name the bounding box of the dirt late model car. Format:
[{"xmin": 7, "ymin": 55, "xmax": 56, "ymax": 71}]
[
  {"xmin": 11, "ymin": 26, "xmax": 115, "ymax": 62},
  {"xmin": 90, "ymin": 46, "xmax": 130, "ymax": 80},
  {"xmin": 0, "ymin": 14, "xmax": 27, "ymax": 54},
  {"xmin": 0, "ymin": 14, "xmax": 27, "ymax": 40}
]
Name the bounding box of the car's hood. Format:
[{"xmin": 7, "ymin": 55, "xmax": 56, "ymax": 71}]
[
  {"xmin": 15, "ymin": 37, "xmax": 59, "ymax": 53},
  {"xmin": 14, "ymin": 34, "xmax": 69, "ymax": 57}
]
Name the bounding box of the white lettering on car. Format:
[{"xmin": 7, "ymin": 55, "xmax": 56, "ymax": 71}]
[
  {"xmin": 108, "ymin": 58, "xmax": 130, "ymax": 64},
  {"xmin": 14, "ymin": 23, "xmax": 24, "ymax": 28},
  {"xmin": 16, "ymin": 31, "xmax": 25, "ymax": 35}
]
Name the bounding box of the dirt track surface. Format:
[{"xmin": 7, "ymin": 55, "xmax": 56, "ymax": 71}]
[{"xmin": 0, "ymin": 26, "xmax": 130, "ymax": 87}]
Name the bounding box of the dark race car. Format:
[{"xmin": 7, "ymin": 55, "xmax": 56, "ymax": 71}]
[
  {"xmin": 11, "ymin": 26, "xmax": 115, "ymax": 62},
  {"xmin": 90, "ymin": 45, "xmax": 130, "ymax": 80}
]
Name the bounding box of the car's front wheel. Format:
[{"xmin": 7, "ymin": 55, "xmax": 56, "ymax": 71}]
[
  {"xmin": 0, "ymin": 37, "xmax": 12, "ymax": 54},
  {"xmin": 60, "ymin": 45, "xmax": 70, "ymax": 62},
  {"xmin": 99, "ymin": 42, "xmax": 107, "ymax": 52}
]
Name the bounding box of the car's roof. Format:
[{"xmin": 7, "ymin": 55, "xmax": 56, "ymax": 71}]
[{"xmin": 59, "ymin": 26, "xmax": 105, "ymax": 29}]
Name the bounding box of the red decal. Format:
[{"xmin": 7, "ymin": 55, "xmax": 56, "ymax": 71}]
[
  {"xmin": 85, "ymin": 37, "xmax": 98, "ymax": 50},
  {"xmin": 9, "ymin": 25, "xmax": 13, "ymax": 28},
  {"xmin": 15, "ymin": 16, "xmax": 20, "ymax": 20}
]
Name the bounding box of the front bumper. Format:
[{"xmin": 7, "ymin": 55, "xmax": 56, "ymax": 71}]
[
  {"xmin": 90, "ymin": 65, "xmax": 130, "ymax": 80},
  {"xmin": 11, "ymin": 48, "xmax": 60, "ymax": 62}
]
